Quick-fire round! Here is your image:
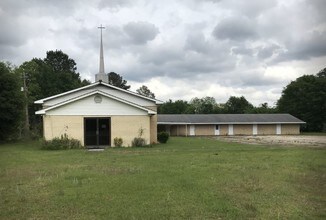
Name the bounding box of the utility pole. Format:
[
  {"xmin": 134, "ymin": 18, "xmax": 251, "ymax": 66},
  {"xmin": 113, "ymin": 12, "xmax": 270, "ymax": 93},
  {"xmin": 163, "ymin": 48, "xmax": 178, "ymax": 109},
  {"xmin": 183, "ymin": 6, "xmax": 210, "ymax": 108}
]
[{"xmin": 22, "ymin": 72, "xmax": 30, "ymax": 138}]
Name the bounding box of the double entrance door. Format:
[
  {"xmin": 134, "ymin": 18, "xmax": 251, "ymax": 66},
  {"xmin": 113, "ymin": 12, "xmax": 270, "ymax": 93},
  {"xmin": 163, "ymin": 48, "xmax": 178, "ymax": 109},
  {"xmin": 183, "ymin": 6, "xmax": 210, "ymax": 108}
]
[{"xmin": 84, "ymin": 118, "xmax": 111, "ymax": 147}]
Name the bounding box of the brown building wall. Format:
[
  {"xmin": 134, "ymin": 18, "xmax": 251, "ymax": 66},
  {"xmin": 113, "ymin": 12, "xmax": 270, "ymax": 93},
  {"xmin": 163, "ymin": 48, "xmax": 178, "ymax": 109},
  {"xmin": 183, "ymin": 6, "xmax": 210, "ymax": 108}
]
[
  {"xmin": 258, "ymin": 124, "xmax": 276, "ymax": 135},
  {"xmin": 195, "ymin": 125, "xmax": 215, "ymax": 136},
  {"xmin": 161, "ymin": 123, "xmax": 301, "ymax": 136},
  {"xmin": 169, "ymin": 125, "xmax": 189, "ymax": 136},
  {"xmin": 234, "ymin": 124, "xmax": 253, "ymax": 135},
  {"xmin": 170, "ymin": 125, "xmax": 177, "ymax": 136},
  {"xmin": 178, "ymin": 125, "xmax": 187, "ymax": 136},
  {"xmin": 219, "ymin": 125, "xmax": 228, "ymax": 136},
  {"xmin": 149, "ymin": 114, "xmax": 158, "ymax": 144},
  {"xmin": 281, "ymin": 124, "xmax": 300, "ymax": 134}
]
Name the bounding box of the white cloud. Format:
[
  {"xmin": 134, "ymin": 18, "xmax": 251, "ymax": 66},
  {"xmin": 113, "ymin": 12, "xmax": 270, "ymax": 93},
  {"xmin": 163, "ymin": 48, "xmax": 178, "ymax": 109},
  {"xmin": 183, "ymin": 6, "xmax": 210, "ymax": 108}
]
[{"xmin": 0, "ymin": 0, "xmax": 325, "ymax": 106}]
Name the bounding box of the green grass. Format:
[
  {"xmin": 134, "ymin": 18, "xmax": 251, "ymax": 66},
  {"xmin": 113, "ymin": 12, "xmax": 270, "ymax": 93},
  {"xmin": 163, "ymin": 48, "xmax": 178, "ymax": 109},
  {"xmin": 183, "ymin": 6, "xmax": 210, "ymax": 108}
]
[{"xmin": 0, "ymin": 137, "xmax": 325, "ymax": 219}]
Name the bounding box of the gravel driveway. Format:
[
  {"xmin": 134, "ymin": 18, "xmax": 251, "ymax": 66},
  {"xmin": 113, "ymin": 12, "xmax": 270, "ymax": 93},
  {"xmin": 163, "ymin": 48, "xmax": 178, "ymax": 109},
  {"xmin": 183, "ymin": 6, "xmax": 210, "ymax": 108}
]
[{"xmin": 215, "ymin": 135, "xmax": 326, "ymax": 147}]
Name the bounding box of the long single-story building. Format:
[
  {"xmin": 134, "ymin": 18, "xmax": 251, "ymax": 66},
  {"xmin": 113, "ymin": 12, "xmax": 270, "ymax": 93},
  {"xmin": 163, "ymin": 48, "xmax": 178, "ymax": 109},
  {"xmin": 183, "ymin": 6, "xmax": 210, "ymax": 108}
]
[{"xmin": 157, "ymin": 114, "xmax": 305, "ymax": 136}]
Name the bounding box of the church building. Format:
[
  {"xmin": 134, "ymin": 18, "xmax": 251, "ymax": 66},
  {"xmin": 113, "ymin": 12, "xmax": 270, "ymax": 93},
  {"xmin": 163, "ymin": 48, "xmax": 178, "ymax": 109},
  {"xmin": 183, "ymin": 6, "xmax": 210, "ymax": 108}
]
[{"xmin": 35, "ymin": 26, "xmax": 162, "ymax": 147}]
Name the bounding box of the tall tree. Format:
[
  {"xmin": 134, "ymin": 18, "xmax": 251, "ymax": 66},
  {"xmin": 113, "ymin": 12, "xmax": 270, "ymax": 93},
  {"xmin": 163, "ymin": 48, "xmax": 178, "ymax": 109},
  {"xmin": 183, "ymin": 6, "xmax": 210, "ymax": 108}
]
[
  {"xmin": 108, "ymin": 72, "xmax": 130, "ymax": 90},
  {"xmin": 277, "ymin": 69, "xmax": 326, "ymax": 131},
  {"xmin": 188, "ymin": 97, "xmax": 216, "ymax": 114},
  {"xmin": 136, "ymin": 85, "xmax": 155, "ymax": 98},
  {"xmin": 224, "ymin": 96, "xmax": 253, "ymax": 113},
  {"xmin": 158, "ymin": 100, "xmax": 190, "ymax": 114},
  {"xmin": 43, "ymin": 50, "xmax": 85, "ymax": 95},
  {"xmin": 0, "ymin": 62, "xmax": 24, "ymax": 140},
  {"xmin": 16, "ymin": 51, "xmax": 90, "ymax": 136},
  {"xmin": 248, "ymin": 103, "xmax": 277, "ymax": 113}
]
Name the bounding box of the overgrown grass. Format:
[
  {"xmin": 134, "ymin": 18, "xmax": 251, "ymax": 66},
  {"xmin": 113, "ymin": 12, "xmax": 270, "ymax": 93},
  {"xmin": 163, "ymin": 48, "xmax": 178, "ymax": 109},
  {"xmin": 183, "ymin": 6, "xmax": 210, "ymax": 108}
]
[{"xmin": 0, "ymin": 138, "xmax": 325, "ymax": 219}]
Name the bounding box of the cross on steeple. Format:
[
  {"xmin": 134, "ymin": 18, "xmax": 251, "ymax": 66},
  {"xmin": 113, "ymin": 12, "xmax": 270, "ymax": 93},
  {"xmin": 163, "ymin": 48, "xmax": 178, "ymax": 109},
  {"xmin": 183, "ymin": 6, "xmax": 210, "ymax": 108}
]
[
  {"xmin": 98, "ymin": 24, "xmax": 105, "ymax": 74},
  {"xmin": 95, "ymin": 24, "xmax": 108, "ymax": 83}
]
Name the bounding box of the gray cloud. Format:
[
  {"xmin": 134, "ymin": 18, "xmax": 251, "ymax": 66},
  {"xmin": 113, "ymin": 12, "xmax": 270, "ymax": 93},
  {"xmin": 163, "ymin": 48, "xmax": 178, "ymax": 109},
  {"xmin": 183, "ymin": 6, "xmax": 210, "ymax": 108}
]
[
  {"xmin": 212, "ymin": 17, "xmax": 258, "ymax": 41},
  {"xmin": 0, "ymin": 0, "xmax": 325, "ymax": 106},
  {"xmin": 232, "ymin": 46, "xmax": 255, "ymax": 56},
  {"xmin": 238, "ymin": 70, "xmax": 282, "ymax": 87},
  {"xmin": 98, "ymin": 0, "xmax": 133, "ymax": 9},
  {"xmin": 220, "ymin": 0, "xmax": 277, "ymax": 18},
  {"xmin": 307, "ymin": 0, "xmax": 326, "ymax": 21},
  {"xmin": 274, "ymin": 31, "xmax": 326, "ymax": 63},
  {"xmin": 257, "ymin": 44, "xmax": 281, "ymax": 59},
  {"xmin": 123, "ymin": 21, "xmax": 159, "ymax": 45},
  {"xmin": 184, "ymin": 32, "xmax": 211, "ymax": 54}
]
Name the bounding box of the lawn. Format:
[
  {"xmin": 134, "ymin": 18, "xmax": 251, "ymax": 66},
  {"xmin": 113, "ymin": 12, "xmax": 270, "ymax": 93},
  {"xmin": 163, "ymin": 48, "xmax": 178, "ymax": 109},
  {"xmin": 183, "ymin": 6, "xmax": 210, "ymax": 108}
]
[{"xmin": 0, "ymin": 137, "xmax": 325, "ymax": 219}]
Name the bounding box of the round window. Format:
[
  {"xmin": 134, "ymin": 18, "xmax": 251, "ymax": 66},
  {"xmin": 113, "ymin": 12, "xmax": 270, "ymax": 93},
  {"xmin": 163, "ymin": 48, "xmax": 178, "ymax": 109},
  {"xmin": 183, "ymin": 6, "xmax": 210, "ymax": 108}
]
[{"xmin": 94, "ymin": 95, "xmax": 102, "ymax": 103}]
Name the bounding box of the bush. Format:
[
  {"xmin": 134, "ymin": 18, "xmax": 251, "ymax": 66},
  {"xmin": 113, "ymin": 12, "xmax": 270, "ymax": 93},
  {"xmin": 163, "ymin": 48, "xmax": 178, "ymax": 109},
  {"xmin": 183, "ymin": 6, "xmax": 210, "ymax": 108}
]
[
  {"xmin": 131, "ymin": 127, "xmax": 147, "ymax": 147},
  {"xmin": 41, "ymin": 134, "xmax": 83, "ymax": 150},
  {"xmin": 131, "ymin": 137, "xmax": 146, "ymax": 147},
  {"xmin": 157, "ymin": 131, "xmax": 169, "ymax": 143},
  {"xmin": 114, "ymin": 137, "xmax": 123, "ymax": 147}
]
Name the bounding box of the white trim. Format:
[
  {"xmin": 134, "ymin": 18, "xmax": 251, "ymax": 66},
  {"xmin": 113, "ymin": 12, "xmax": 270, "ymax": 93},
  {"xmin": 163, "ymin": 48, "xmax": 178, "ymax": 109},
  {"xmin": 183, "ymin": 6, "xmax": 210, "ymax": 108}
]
[
  {"xmin": 189, "ymin": 125, "xmax": 195, "ymax": 136},
  {"xmin": 276, "ymin": 124, "xmax": 282, "ymax": 135},
  {"xmin": 253, "ymin": 124, "xmax": 258, "ymax": 135},
  {"xmin": 36, "ymin": 90, "xmax": 156, "ymax": 115},
  {"xmin": 34, "ymin": 83, "xmax": 97, "ymax": 104},
  {"xmin": 228, "ymin": 124, "xmax": 234, "ymax": 135},
  {"xmin": 34, "ymin": 81, "xmax": 163, "ymax": 104},
  {"xmin": 157, "ymin": 122, "xmax": 304, "ymax": 125},
  {"xmin": 215, "ymin": 125, "xmax": 220, "ymax": 136}
]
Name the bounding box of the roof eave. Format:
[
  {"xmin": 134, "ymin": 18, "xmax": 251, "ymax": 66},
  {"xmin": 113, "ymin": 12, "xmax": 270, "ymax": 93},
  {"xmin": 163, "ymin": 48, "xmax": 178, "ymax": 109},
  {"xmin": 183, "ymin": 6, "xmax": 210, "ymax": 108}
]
[
  {"xmin": 157, "ymin": 122, "xmax": 305, "ymax": 125},
  {"xmin": 34, "ymin": 82, "xmax": 100, "ymax": 104},
  {"xmin": 34, "ymin": 81, "xmax": 163, "ymax": 105},
  {"xmin": 37, "ymin": 90, "xmax": 157, "ymax": 115}
]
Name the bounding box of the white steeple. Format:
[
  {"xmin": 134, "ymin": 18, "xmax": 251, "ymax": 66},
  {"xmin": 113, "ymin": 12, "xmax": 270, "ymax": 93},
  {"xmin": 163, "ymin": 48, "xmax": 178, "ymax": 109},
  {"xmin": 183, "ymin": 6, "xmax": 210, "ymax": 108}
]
[{"xmin": 95, "ymin": 24, "xmax": 108, "ymax": 83}]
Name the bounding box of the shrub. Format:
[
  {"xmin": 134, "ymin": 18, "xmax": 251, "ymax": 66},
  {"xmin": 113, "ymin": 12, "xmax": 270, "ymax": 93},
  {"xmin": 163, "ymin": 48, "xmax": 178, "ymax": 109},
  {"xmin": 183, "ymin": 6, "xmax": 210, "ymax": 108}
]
[
  {"xmin": 131, "ymin": 127, "xmax": 147, "ymax": 147},
  {"xmin": 131, "ymin": 137, "xmax": 146, "ymax": 147},
  {"xmin": 41, "ymin": 134, "xmax": 83, "ymax": 150},
  {"xmin": 114, "ymin": 137, "xmax": 123, "ymax": 147},
  {"xmin": 157, "ymin": 132, "xmax": 169, "ymax": 143}
]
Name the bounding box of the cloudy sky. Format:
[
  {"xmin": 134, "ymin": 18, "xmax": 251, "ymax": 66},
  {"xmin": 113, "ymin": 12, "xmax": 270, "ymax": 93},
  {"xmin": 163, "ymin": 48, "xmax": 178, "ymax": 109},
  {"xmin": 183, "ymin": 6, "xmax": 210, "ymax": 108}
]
[{"xmin": 1, "ymin": 0, "xmax": 325, "ymax": 106}]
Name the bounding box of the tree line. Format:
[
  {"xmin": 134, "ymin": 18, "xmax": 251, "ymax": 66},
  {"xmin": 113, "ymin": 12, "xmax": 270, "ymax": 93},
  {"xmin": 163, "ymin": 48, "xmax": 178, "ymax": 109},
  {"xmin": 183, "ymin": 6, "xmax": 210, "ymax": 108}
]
[
  {"xmin": 158, "ymin": 96, "xmax": 276, "ymax": 114},
  {"xmin": 0, "ymin": 50, "xmax": 325, "ymax": 141},
  {"xmin": 158, "ymin": 69, "xmax": 325, "ymax": 131}
]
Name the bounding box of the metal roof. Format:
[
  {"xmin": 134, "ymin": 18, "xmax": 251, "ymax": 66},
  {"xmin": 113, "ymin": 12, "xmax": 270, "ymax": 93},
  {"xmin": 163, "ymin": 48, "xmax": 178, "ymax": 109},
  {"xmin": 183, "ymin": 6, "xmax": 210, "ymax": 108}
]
[{"xmin": 157, "ymin": 114, "xmax": 305, "ymax": 125}]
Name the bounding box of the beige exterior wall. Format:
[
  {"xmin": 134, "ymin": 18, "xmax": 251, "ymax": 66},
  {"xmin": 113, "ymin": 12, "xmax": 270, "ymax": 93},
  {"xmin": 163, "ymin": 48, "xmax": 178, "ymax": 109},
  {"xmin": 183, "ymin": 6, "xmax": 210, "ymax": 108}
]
[
  {"xmin": 178, "ymin": 125, "xmax": 187, "ymax": 136},
  {"xmin": 163, "ymin": 123, "xmax": 301, "ymax": 136},
  {"xmin": 168, "ymin": 124, "xmax": 230, "ymax": 136},
  {"xmin": 149, "ymin": 114, "xmax": 158, "ymax": 144},
  {"xmin": 219, "ymin": 125, "xmax": 228, "ymax": 136},
  {"xmin": 170, "ymin": 125, "xmax": 177, "ymax": 136},
  {"xmin": 43, "ymin": 115, "xmax": 151, "ymax": 147},
  {"xmin": 170, "ymin": 125, "xmax": 188, "ymax": 136},
  {"xmin": 281, "ymin": 124, "xmax": 300, "ymax": 135},
  {"xmin": 43, "ymin": 115, "xmax": 84, "ymax": 144},
  {"xmin": 111, "ymin": 115, "xmax": 150, "ymax": 146},
  {"xmin": 145, "ymin": 106, "xmax": 158, "ymax": 144},
  {"xmin": 234, "ymin": 124, "xmax": 253, "ymax": 135},
  {"xmin": 195, "ymin": 125, "xmax": 215, "ymax": 136},
  {"xmin": 258, "ymin": 124, "xmax": 276, "ymax": 135}
]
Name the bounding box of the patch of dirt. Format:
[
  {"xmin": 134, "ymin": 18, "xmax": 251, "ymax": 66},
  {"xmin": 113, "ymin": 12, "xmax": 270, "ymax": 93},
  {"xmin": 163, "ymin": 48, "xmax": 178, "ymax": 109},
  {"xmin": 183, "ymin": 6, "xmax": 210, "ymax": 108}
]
[{"xmin": 215, "ymin": 135, "xmax": 326, "ymax": 147}]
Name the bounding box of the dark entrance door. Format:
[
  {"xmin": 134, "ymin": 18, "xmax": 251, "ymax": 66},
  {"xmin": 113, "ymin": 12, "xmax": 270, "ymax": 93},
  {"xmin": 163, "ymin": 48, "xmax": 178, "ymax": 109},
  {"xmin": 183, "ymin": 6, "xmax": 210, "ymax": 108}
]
[{"xmin": 84, "ymin": 118, "xmax": 110, "ymax": 147}]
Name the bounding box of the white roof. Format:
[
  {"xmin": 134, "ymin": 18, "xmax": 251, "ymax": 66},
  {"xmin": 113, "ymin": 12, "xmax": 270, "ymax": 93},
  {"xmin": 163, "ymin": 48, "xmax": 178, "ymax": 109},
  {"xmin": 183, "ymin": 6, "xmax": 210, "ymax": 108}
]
[
  {"xmin": 34, "ymin": 81, "xmax": 163, "ymax": 105},
  {"xmin": 36, "ymin": 90, "xmax": 156, "ymax": 115}
]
